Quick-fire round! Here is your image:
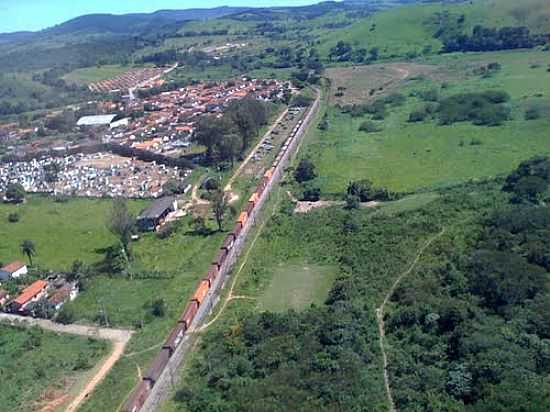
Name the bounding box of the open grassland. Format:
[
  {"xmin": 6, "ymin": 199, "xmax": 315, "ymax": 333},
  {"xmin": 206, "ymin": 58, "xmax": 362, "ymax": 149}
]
[
  {"xmin": 319, "ymin": 0, "xmax": 550, "ymax": 61},
  {"xmin": 258, "ymin": 262, "xmax": 337, "ymax": 312},
  {"xmin": 307, "ymin": 50, "xmax": 550, "ymax": 194},
  {"xmin": 0, "ymin": 324, "xmax": 108, "ymax": 412},
  {"xmin": 0, "ymin": 196, "xmax": 148, "ymax": 270},
  {"xmin": 63, "ymin": 65, "xmax": 134, "ymax": 85}
]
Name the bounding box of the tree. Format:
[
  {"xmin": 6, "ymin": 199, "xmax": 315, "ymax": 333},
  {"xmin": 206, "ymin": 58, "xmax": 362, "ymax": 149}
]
[
  {"xmin": 5, "ymin": 182, "xmax": 25, "ymax": 203},
  {"xmin": 105, "ymin": 241, "xmax": 129, "ymax": 274},
  {"xmin": 302, "ymin": 185, "xmax": 321, "ymax": 202},
  {"xmin": 107, "ymin": 198, "xmax": 135, "ymax": 254},
  {"xmin": 345, "ymin": 194, "xmax": 360, "ymax": 210},
  {"xmin": 194, "ymin": 116, "xmax": 227, "ymax": 161},
  {"xmin": 151, "ymin": 299, "xmax": 166, "ymax": 317},
  {"xmin": 226, "ymin": 97, "xmax": 267, "ymax": 152},
  {"xmin": 20, "ymin": 240, "xmax": 36, "ymax": 266},
  {"xmin": 212, "ymin": 189, "xmax": 230, "ymax": 232},
  {"xmin": 294, "ymin": 159, "xmax": 317, "ymax": 183},
  {"xmin": 219, "ymin": 134, "xmax": 242, "ymax": 167}
]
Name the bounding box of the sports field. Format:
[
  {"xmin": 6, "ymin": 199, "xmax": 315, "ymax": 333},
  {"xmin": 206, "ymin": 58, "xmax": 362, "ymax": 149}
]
[{"xmin": 257, "ymin": 262, "xmax": 337, "ymax": 312}]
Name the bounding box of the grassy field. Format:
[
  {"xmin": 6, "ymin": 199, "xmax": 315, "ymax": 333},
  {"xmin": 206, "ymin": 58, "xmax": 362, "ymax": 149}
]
[
  {"xmin": 318, "ymin": 0, "xmax": 550, "ymax": 61},
  {"xmin": 258, "ymin": 262, "xmax": 337, "ymax": 312},
  {"xmin": 63, "ymin": 65, "xmax": 134, "ymax": 85},
  {"xmin": 305, "ymin": 50, "xmax": 550, "ymax": 194},
  {"xmin": 0, "ymin": 196, "xmax": 148, "ymax": 270},
  {"xmin": 0, "ymin": 324, "xmax": 108, "ymax": 412}
]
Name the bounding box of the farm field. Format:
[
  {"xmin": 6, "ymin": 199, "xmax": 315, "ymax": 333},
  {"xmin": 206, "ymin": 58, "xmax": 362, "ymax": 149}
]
[
  {"xmin": 306, "ymin": 50, "xmax": 550, "ymax": 194},
  {"xmin": 63, "ymin": 65, "xmax": 133, "ymax": 85},
  {"xmin": 258, "ymin": 262, "xmax": 337, "ymax": 312},
  {"xmin": 0, "ymin": 324, "xmax": 108, "ymax": 412}
]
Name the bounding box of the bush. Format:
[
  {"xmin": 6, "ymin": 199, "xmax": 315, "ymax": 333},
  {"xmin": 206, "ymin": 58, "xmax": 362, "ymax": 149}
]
[
  {"xmin": 525, "ymin": 106, "xmax": 541, "ymax": 120},
  {"xmin": 358, "ymin": 121, "xmax": 381, "ymax": 133},
  {"xmin": 302, "ymin": 186, "xmax": 321, "ymax": 202},
  {"xmin": 294, "ymin": 159, "xmax": 317, "ymax": 183},
  {"xmin": 384, "ymin": 93, "xmax": 407, "ymax": 107},
  {"xmin": 8, "ymin": 212, "xmax": 19, "ymax": 223},
  {"xmin": 438, "ymin": 91, "xmax": 510, "ymax": 126},
  {"xmin": 408, "ymin": 109, "xmax": 428, "ymax": 123}
]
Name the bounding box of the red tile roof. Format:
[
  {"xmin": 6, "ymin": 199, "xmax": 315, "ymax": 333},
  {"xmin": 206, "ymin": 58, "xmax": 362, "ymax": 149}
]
[
  {"xmin": 1, "ymin": 261, "xmax": 26, "ymax": 273},
  {"xmin": 14, "ymin": 280, "xmax": 48, "ymax": 306}
]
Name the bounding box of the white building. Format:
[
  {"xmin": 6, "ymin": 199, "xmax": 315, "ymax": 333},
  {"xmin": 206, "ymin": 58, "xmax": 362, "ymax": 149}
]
[{"xmin": 0, "ymin": 261, "xmax": 28, "ymax": 280}]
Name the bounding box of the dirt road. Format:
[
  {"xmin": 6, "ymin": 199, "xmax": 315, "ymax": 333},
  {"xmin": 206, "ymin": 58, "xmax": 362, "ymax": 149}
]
[
  {"xmin": 0, "ymin": 313, "xmax": 132, "ymax": 412},
  {"xmin": 375, "ymin": 229, "xmax": 445, "ymax": 412}
]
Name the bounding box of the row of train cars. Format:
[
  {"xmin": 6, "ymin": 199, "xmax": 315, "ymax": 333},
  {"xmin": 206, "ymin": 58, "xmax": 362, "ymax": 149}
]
[{"xmin": 123, "ymin": 115, "xmax": 306, "ymax": 412}]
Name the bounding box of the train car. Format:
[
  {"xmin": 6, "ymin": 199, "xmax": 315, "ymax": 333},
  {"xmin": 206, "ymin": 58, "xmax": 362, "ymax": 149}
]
[
  {"xmin": 180, "ymin": 301, "xmax": 199, "ymax": 329},
  {"xmin": 264, "ymin": 169, "xmax": 273, "ymax": 180},
  {"xmin": 261, "ymin": 175, "xmax": 271, "ymax": 190},
  {"xmin": 122, "ymin": 380, "xmax": 150, "ymax": 412},
  {"xmin": 163, "ymin": 322, "xmax": 186, "ymax": 355},
  {"xmin": 192, "ymin": 280, "xmax": 210, "ymax": 305},
  {"xmin": 238, "ymin": 211, "xmax": 248, "ymax": 227},
  {"xmin": 245, "ymin": 200, "xmax": 255, "ymax": 215},
  {"xmin": 143, "ymin": 348, "xmax": 171, "ymax": 386},
  {"xmin": 212, "ymin": 248, "xmax": 228, "ymax": 270},
  {"xmin": 222, "ymin": 234, "xmax": 236, "ymax": 253},
  {"xmin": 233, "ymin": 222, "xmax": 243, "ymax": 238},
  {"xmin": 204, "ymin": 264, "xmax": 219, "ymax": 286}
]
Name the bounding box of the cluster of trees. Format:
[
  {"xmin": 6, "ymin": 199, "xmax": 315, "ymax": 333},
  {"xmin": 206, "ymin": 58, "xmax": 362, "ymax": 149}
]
[
  {"xmin": 442, "ymin": 25, "xmax": 545, "ymax": 53},
  {"xmin": 346, "ymin": 179, "xmax": 391, "ymax": 204},
  {"xmin": 386, "ymin": 173, "xmax": 550, "ymax": 410},
  {"xmin": 437, "ymin": 90, "xmax": 511, "ymax": 126},
  {"xmin": 342, "ymin": 93, "xmax": 406, "ymax": 122},
  {"xmin": 294, "ymin": 159, "xmax": 321, "ymax": 201},
  {"xmin": 193, "ymin": 97, "xmax": 269, "ymax": 165},
  {"xmin": 328, "ymin": 40, "xmax": 379, "ymax": 63},
  {"xmin": 503, "ymin": 155, "xmax": 550, "ymax": 203}
]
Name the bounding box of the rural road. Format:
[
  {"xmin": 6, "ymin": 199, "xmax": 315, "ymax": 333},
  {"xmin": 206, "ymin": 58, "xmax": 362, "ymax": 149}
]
[{"xmin": 0, "ymin": 313, "xmax": 133, "ymax": 412}]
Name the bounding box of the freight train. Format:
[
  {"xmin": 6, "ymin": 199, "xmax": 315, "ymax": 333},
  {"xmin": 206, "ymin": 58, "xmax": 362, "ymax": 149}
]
[{"xmin": 122, "ymin": 117, "xmax": 305, "ymax": 412}]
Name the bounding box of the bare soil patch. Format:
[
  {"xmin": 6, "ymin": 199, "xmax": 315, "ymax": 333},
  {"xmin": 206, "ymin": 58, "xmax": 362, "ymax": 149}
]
[{"xmin": 326, "ymin": 63, "xmax": 452, "ymax": 105}]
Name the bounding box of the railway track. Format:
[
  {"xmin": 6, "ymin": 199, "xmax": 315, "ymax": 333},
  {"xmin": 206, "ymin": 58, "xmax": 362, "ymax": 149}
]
[{"xmin": 123, "ymin": 88, "xmax": 322, "ymax": 412}]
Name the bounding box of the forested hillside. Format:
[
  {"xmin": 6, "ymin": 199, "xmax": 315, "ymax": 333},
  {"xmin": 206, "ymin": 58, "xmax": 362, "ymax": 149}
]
[{"xmin": 172, "ymin": 155, "xmax": 550, "ymax": 411}]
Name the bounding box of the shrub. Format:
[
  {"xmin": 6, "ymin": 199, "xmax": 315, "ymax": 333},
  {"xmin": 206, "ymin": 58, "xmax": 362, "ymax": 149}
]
[
  {"xmin": 438, "ymin": 91, "xmax": 510, "ymax": 126},
  {"xmin": 384, "ymin": 93, "xmax": 407, "ymax": 107},
  {"xmin": 294, "ymin": 159, "xmax": 317, "ymax": 183},
  {"xmin": 358, "ymin": 121, "xmax": 381, "ymax": 133},
  {"xmin": 302, "ymin": 186, "xmax": 321, "ymax": 202},
  {"xmin": 8, "ymin": 212, "xmax": 19, "ymax": 223},
  {"xmin": 525, "ymin": 106, "xmax": 541, "ymax": 120},
  {"xmin": 409, "ymin": 109, "xmax": 428, "ymax": 123}
]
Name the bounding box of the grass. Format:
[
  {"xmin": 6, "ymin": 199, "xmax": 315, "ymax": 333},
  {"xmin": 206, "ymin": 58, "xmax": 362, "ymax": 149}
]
[
  {"xmin": 0, "ymin": 196, "xmax": 148, "ymax": 270},
  {"xmin": 63, "ymin": 65, "xmax": 134, "ymax": 85},
  {"xmin": 257, "ymin": 261, "xmax": 337, "ymax": 312},
  {"xmin": 0, "ymin": 324, "xmax": 108, "ymax": 412},
  {"xmin": 305, "ymin": 50, "xmax": 550, "ymax": 194}
]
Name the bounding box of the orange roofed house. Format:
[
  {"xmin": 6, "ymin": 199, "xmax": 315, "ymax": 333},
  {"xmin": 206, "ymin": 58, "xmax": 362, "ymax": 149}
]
[
  {"xmin": 0, "ymin": 261, "xmax": 28, "ymax": 281},
  {"xmin": 10, "ymin": 280, "xmax": 49, "ymax": 313}
]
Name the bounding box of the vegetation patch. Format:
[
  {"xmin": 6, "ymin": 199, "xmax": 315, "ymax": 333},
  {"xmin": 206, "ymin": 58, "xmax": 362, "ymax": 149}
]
[
  {"xmin": 257, "ymin": 262, "xmax": 338, "ymax": 312},
  {"xmin": 0, "ymin": 324, "xmax": 107, "ymax": 412}
]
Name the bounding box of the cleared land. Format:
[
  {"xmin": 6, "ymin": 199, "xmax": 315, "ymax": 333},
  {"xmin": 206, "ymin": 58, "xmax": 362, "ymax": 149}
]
[
  {"xmin": 258, "ymin": 262, "xmax": 337, "ymax": 312},
  {"xmin": 0, "ymin": 324, "xmax": 107, "ymax": 412},
  {"xmin": 63, "ymin": 65, "xmax": 132, "ymax": 85},
  {"xmin": 307, "ymin": 50, "xmax": 550, "ymax": 194}
]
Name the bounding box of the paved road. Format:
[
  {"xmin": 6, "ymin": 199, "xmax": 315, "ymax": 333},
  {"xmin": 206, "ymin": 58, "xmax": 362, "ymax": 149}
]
[{"xmin": 0, "ymin": 313, "xmax": 133, "ymax": 412}]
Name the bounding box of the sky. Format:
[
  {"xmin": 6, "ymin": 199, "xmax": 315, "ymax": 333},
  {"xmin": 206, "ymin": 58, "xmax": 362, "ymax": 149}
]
[{"xmin": 0, "ymin": 0, "xmax": 321, "ymax": 33}]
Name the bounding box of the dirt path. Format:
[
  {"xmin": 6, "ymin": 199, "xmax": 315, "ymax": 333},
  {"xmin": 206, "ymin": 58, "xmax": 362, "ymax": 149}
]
[
  {"xmin": 375, "ymin": 229, "xmax": 445, "ymax": 412},
  {"xmin": 0, "ymin": 313, "xmax": 132, "ymax": 412},
  {"xmin": 224, "ymin": 108, "xmax": 289, "ymax": 192}
]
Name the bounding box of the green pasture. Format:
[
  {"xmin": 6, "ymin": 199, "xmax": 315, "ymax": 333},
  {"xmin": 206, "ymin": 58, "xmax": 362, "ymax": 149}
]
[
  {"xmin": 306, "ymin": 50, "xmax": 550, "ymax": 194},
  {"xmin": 258, "ymin": 262, "xmax": 337, "ymax": 312},
  {"xmin": 0, "ymin": 196, "xmax": 148, "ymax": 270}
]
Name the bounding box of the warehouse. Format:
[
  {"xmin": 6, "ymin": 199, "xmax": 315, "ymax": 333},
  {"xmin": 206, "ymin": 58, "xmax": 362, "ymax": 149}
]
[{"xmin": 137, "ymin": 196, "xmax": 178, "ymax": 231}]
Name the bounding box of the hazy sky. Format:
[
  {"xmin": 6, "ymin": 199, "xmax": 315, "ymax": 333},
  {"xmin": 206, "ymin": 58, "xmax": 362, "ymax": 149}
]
[{"xmin": 0, "ymin": 0, "xmax": 321, "ymax": 33}]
